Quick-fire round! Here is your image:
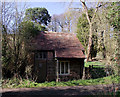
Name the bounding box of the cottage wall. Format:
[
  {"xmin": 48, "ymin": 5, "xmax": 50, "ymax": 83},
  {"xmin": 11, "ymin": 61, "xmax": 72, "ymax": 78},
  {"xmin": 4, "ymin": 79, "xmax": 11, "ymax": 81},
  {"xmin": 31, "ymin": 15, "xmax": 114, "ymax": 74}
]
[
  {"xmin": 47, "ymin": 58, "xmax": 84, "ymax": 81},
  {"xmin": 34, "ymin": 51, "xmax": 84, "ymax": 82},
  {"xmin": 31, "ymin": 32, "xmax": 85, "ymax": 82},
  {"xmin": 58, "ymin": 59, "xmax": 84, "ymax": 81},
  {"xmin": 46, "ymin": 60, "xmax": 56, "ymax": 81}
]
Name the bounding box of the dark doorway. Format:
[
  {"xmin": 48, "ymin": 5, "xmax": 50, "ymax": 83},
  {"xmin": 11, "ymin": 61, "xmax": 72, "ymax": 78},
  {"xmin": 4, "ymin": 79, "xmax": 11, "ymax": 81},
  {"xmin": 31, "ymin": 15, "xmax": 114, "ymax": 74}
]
[
  {"xmin": 35, "ymin": 60, "xmax": 47, "ymax": 82},
  {"xmin": 34, "ymin": 51, "xmax": 47, "ymax": 82}
]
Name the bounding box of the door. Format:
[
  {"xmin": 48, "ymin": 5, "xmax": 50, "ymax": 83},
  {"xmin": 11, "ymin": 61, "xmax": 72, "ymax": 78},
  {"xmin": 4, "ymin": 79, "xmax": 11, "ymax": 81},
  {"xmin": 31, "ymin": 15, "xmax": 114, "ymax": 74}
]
[
  {"xmin": 35, "ymin": 59, "xmax": 47, "ymax": 82},
  {"xmin": 37, "ymin": 60, "xmax": 47, "ymax": 82},
  {"xmin": 34, "ymin": 51, "xmax": 47, "ymax": 82}
]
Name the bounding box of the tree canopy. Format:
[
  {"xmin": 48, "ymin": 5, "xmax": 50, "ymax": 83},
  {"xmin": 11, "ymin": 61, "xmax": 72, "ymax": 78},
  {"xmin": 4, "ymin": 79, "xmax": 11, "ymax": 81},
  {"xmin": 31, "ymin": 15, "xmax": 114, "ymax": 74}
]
[
  {"xmin": 25, "ymin": 7, "xmax": 51, "ymax": 26},
  {"xmin": 107, "ymin": 2, "xmax": 120, "ymax": 31},
  {"xmin": 76, "ymin": 8, "xmax": 98, "ymax": 58},
  {"xmin": 107, "ymin": 2, "xmax": 120, "ymax": 71}
]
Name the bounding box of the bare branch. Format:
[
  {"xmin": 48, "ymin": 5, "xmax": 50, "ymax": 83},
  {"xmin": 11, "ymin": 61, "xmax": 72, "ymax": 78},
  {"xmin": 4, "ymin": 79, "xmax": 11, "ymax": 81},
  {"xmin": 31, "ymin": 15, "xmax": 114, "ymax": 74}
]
[
  {"xmin": 92, "ymin": 2, "xmax": 108, "ymax": 23},
  {"xmin": 80, "ymin": 0, "xmax": 91, "ymax": 24},
  {"xmin": 91, "ymin": 2, "xmax": 100, "ymax": 23}
]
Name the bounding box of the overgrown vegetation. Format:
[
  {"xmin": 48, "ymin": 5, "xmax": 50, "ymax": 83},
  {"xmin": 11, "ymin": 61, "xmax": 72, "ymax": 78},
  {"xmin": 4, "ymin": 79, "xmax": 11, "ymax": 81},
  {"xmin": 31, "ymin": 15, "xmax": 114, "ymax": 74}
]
[
  {"xmin": 1, "ymin": 3, "xmax": 120, "ymax": 95},
  {"xmin": 2, "ymin": 75, "xmax": 120, "ymax": 89},
  {"xmin": 84, "ymin": 61, "xmax": 114, "ymax": 79},
  {"xmin": 77, "ymin": 2, "xmax": 120, "ymax": 79},
  {"xmin": 1, "ymin": 2, "xmax": 51, "ymax": 79}
]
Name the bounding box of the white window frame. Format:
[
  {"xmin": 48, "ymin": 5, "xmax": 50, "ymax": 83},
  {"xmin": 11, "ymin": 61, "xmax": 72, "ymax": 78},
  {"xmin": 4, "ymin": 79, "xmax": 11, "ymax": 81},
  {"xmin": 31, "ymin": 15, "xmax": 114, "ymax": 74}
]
[{"xmin": 59, "ymin": 61, "xmax": 70, "ymax": 75}]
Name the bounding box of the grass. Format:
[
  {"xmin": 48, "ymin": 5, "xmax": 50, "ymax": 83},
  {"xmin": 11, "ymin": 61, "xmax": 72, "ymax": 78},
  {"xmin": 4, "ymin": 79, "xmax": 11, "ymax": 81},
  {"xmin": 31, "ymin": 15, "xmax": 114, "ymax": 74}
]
[
  {"xmin": 85, "ymin": 61, "xmax": 105, "ymax": 67},
  {"xmin": 2, "ymin": 75, "xmax": 120, "ymax": 89}
]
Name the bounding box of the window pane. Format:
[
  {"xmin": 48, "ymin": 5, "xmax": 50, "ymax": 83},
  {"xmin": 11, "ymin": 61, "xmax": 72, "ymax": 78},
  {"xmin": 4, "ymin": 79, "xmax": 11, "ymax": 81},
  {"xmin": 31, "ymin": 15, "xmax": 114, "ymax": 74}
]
[
  {"xmin": 65, "ymin": 62, "xmax": 68, "ymax": 73},
  {"xmin": 61, "ymin": 62, "xmax": 64, "ymax": 74},
  {"xmin": 39, "ymin": 52, "xmax": 42, "ymax": 58},
  {"xmin": 35, "ymin": 53, "xmax": 38, "ymax": 59},
  {"xmin": 43, "ymin": 52, "xmax": 47, "ymax": 59}
]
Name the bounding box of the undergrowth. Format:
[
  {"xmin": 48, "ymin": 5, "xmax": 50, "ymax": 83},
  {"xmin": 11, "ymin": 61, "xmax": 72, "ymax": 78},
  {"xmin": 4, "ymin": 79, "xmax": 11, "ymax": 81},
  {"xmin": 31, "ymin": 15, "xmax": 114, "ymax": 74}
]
[{"xmin": 1, "ymin": 75, "xmax": 120, "ymax": 89}]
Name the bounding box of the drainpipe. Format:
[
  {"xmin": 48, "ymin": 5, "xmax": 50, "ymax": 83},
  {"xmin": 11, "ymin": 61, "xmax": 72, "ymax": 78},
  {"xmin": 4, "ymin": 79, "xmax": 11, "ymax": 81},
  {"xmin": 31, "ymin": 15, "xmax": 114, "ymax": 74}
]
[
  {"xmin": 55, "ymin": 51, "xmax": 59, "ymax": 82},
  {"xmin": 56, "ymin": 59, "xmax": 59, "ymax": 82}
]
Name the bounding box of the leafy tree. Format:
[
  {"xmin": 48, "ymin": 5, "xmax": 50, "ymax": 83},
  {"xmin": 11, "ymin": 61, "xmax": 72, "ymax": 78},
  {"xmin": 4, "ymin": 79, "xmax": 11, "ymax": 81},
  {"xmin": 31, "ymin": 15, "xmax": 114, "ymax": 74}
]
[
  {"xmin": 19, "ymin": 20, "xmax": 39, "ymax": 40},
  {"xmin": 1, "ymin": 2, "xmax": 24, "ymax": 78},
  {"xmin": 1, "ymin": 3, "xmax": 45, "ymax": 79},
  {"xmin": 80, "ymin": 1, "xmax": 104, "ymax": 61},
  {"xmin": 76, "ymin": 9, "xmax": 98, "ymax": 59},
  {"xmin": 77, "ymin": 14, "xmax": 89, "ymax": 54},
  {"xmin": 18, "ymin": 20, "xmax": 41, "ymax": 78},
  {"xmin": 2, "ymin": 28, "xmax": 13, "ymax": 78},
  {"xmin": 25, "ymin": 7, "xmax": 51, "ymax": 26},
  {"xmin": 107, "ymin": 2, "xmax": 120, "ymax": 75},
  {"xmin": 107, "ymin": 2, "xmax": 120, "ymax": 31}
]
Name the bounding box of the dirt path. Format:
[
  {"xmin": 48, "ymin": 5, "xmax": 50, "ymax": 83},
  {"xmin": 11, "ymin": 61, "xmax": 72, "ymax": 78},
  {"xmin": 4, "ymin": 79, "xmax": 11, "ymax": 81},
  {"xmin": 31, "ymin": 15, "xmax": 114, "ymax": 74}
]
[{"xmin": 1, "ymin": 84, "xmax": 120, "ymax": 97}]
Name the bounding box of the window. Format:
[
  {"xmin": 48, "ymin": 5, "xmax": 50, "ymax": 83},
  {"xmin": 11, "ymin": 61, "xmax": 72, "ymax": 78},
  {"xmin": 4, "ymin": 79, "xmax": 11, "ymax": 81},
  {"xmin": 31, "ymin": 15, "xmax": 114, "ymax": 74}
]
[
  {"xmin": 58, "ymin": 61, "xmax": 70, "ymax": 75},
  {"xmin": 35, "ymin": 52, "xmax": 47, "ymax": 59}
]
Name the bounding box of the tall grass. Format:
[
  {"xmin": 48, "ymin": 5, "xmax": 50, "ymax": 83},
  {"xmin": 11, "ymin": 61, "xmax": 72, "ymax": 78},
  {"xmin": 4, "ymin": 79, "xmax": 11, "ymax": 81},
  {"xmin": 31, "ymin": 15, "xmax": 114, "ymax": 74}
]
[{"xmin": 2, "ymin": 75, "xmax": 120, "ymax": 89}]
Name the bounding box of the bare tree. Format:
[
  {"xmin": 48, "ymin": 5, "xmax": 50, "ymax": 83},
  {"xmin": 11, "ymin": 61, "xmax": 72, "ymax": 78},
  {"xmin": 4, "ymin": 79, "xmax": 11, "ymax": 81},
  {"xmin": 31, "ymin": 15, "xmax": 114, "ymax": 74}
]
[
  {"xmin": 1, "ymin": 2, "xmax": 28, "ymax": 78},
  {"xmin": 56, "ymin": 14, "xmax": 65, "ymax": 32},
  {"xmin": 48, "ymin": 9, "xmax": 81, "ymax": 33},
  {"xmin": 48, "ymin": 14, "xmax": 65, "ymax": 32},
  {"xmin": 80, "ymin": 1, "xmax": 106, "ymax": 61}
]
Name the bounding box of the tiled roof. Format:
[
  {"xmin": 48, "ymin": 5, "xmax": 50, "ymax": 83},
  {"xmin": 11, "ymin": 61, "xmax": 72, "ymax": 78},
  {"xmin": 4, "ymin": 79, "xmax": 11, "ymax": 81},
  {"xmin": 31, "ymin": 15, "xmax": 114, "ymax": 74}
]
[{"xmin": 30, "ymin": 31, "xmax": 85, "ymax": 58}]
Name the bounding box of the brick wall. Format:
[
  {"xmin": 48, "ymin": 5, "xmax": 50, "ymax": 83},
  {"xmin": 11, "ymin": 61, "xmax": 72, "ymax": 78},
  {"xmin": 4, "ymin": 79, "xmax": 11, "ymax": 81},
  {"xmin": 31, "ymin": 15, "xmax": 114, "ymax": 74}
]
[
  {"xmin": 46, "ymin": 58, "xmax": 84, "ymax": 81},
  {"xmin": 58, "ymin": 59, "xmax": 84, "ymax": 81},
  {"xmin": 46, "ymin": 60, "xmax": 56, "ymax": 81}
]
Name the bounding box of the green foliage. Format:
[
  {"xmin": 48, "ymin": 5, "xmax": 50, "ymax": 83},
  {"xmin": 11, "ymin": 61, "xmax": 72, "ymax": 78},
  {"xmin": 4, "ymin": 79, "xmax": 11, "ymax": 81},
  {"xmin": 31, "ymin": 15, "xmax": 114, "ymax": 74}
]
[
  {"xmin": 35, "ymin": 24, "xmax": 47, "ymax": 31},
  {"xmin": 2, "ymin": 76, "xmax": 120, "ymax": 88},
  {"xmin": 85, "ymin": 61, "xmax": 105, "ymax": 67},
  {"xmin": 18, "ymin": 20, "xmax": 45, "ymax": 79},
  {"xmin": 2, "ymin": 36, "xmax": 11, "ymax": 67},
  {"xmin": 76, "ymin": 8, "xmax": 98, "ymax": 57},
  {"xmin": 91, "ymin": 34, "xmax": 98, "ymax": 58},
  {"xmin": 25, "ymin": 7, "xmax": 51, "ymax": 25},
  {"xmin": 2, "ymin": 20, "xmax": 46, "ymax": 79},
  {"xmin": 19, "ymin": 20, "xmax": 39, "ymax": 40},
  {"xmin": 1, "ymin": 4, "xmax": 51, "ymax": 80},
  {"xmin": 2, "ymin": 26, "xmax": 16, "ymax": 78},
  {"xmin": 107, "ymin": 2, "xmax": 120, "ymax": 31},
  {"xmin": 107, "ymin": 2, "xmax": 120, "ymax": 76},
  {"xmin": 19, "ymin": 20, "xmax": 46, "ymax": 42},
  {"xmin": 76, "ymin": 13, "xmax": 89, "ymax": 52}
]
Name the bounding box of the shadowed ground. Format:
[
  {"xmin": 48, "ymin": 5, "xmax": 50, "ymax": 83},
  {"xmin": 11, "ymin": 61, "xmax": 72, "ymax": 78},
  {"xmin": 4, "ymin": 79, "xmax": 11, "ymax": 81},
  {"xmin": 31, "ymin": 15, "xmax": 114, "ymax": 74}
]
[{"xmin": 1, "ymin": 84, "xmax": 120, "ymax": 97}]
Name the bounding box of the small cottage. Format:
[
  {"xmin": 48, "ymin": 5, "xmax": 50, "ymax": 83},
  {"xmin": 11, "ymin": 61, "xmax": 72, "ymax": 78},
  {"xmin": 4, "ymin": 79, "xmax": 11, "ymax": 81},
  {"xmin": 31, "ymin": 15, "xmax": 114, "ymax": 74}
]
[{"xmin": 30, "ymin": 31, "xmax": 85, "ymax": 82}]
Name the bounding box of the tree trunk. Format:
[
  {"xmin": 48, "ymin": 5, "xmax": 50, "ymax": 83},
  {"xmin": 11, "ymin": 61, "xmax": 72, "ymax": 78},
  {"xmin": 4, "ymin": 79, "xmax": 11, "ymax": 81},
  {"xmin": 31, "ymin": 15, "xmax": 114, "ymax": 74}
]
[
  {"xmin": 102, "ymin": 30, "xmax": 106, "ymax": 59},
  {"xmin": 80, "ymin": 1, "xmax": 103, "ymax": 62},
  {"xmin": 61, "ymin": 26, "xmax": 64, "ymax": 32},
  {"xmin": 82, "ymin": 67, "xmax": 85, "ymax": 79},
  {"xmin": 86, "ymin": 23, "xmax": 92, "ymax": 62},
  {"xmin": 56, "ymin": 59, "xmax": 59, "ymax": 82},
  {"xmin": 68, "ymin": 21, "xmax": 70, "ymax": 33}
]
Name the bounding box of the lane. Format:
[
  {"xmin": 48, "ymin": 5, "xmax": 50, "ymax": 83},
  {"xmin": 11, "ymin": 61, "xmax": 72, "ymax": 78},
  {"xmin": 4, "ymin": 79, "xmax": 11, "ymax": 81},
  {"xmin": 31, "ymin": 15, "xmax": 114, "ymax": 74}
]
[{"xmin": 1, "ymin": 84, "xmax": 120, "ymax": 97}]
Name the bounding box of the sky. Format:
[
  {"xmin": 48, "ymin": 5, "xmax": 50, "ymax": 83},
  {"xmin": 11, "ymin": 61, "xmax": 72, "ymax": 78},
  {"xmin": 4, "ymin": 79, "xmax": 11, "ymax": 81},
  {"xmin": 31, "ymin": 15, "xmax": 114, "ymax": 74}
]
[
  {"xmin": 17, "ymin": 1, "xmax": 99, "ymax": 16},
  {"xmin": 28, "ymin": 2, "xmax": 70, "ymax": 15},
  {"xmin": 18, "ymin": 2, "xmax": 81, "ymax": 16}
]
